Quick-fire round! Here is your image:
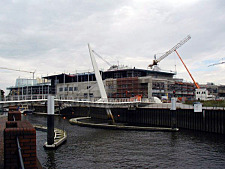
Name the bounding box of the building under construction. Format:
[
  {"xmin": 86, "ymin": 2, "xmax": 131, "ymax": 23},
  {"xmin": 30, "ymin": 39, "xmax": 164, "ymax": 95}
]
[
  {"xmin": 39, "ymin": 66, "xmax": 196, "ymax": 101},
  {"xmin": 6, "ymin": 66, "xmax": 225, "ymax": 101}
]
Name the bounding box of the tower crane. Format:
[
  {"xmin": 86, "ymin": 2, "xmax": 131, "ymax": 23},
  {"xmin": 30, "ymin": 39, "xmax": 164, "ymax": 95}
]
[
  {"xmin": 148, "ymin": 35, "xmax": 191, "ymax": 68},
  {"xmin": 148, "ymin": 35, "xmax": 200, "ymax": 89},
  {"xmin": 208, "ymin": 60, "xmax": 225, "ymax": 67},
  {"xmin": 0, "ymin": 67, "xmax": 36, "ymax": 79}
]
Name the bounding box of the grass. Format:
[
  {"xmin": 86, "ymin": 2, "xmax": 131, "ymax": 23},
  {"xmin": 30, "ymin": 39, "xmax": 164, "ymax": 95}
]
[{"xmin": 185, "ymin": 100, "xmax": 225, "ymax": 107}]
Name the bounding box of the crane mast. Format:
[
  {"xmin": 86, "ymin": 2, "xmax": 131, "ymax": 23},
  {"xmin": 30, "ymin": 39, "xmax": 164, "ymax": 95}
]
[{"xmin": 148, "ymin": 35, "xmax": 191, "ymax": 68}]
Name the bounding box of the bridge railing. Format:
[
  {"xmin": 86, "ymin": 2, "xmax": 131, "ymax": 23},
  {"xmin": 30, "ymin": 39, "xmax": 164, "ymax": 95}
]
[
  {"xmin": 4, "ymin": 94, "xmax": 150, "ymax": 103},
  {"xmin": 55, "ymin": 97, "xmax": 145, "ymax": 103},
  {"xmin": 5, "ymin": 94, "xmax": 49, "ymax": 101}
]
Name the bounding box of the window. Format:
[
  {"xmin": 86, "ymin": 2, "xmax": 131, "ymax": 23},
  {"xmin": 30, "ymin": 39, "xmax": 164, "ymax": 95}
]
[
  {"xmin": 59, "ymin": 87, "xmax": 63, "ymax": 92},
  {"xmin": 74, "ymin": 87, "xmax": 78, "ymax": 91},
  {"xmin": 87, "ymin": 86, "xmax": 91, "ymax": 89},
  {"xmin": 89, "ymin": 93, "xmax": 93, "ymax": 97},
  {"xmin": 122, "ymin": 84, "xmax": 127, "ymax": 88},
  {"xmin": 108, "ymin": 85, "xmax": 114, "ymax": 89},
  {"xmin": 69, "ymin": 87, "xmax": 73, "ymax": 91},
  {"xmin": 64, "ymin": 87, "xmax": 68, "ymax": 91}
]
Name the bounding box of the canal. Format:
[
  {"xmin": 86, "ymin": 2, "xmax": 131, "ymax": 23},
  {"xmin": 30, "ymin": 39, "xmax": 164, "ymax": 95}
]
[{"xmin": 23, "ymin": 114, "xmax": 225, "ymax": 169}]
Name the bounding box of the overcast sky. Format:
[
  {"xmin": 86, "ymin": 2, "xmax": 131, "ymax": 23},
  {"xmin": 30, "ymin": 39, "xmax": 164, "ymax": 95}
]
[{"xmin": 0, "ymin": 0, "xmax": 225, "ymax": 93}]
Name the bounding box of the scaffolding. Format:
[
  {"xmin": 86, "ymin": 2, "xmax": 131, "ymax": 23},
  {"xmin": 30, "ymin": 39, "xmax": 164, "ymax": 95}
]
[{"xmin": 111, "ymin": 77, "xmax": 148, "ymax": 98}]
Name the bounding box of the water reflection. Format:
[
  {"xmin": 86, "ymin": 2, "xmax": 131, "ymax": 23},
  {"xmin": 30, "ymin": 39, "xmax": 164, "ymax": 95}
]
[{"xmin": 45, "ymin": 150, "xmax": 56, "ymax": 169}]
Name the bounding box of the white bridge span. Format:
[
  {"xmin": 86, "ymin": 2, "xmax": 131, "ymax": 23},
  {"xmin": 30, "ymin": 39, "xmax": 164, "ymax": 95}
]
[{"xmin": 0, "ymin": 98, "xmax": 148, "ymax": 109}]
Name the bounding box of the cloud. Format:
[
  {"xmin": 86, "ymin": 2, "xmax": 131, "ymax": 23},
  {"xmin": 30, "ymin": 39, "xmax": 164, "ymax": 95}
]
[{"xmin": 0, "ymin": 0, "xmax": 225, "ymax": 93}]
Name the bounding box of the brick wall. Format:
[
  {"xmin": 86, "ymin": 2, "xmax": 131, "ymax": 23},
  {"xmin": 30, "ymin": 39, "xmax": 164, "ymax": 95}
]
[{"xmin": 4, "ymin": 120, "xmax": 37, "ymax": 169}]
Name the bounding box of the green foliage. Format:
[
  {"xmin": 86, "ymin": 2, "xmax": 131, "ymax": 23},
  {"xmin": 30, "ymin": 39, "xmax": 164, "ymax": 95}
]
[{"xmin": 185, "ymin": 100, "xmax": 225, "ymax": 107}]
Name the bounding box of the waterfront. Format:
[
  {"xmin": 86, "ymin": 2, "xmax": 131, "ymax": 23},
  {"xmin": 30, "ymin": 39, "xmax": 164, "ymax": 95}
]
[{"xmin": 23, "ymin": 114, "xmax": 225, "ymax": 169}]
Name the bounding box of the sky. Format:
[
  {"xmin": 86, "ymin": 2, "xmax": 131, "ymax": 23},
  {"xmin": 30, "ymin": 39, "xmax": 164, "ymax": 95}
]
[{"xmin": 0, "ymin": 0, "xmax": 225, "ymax": 93}]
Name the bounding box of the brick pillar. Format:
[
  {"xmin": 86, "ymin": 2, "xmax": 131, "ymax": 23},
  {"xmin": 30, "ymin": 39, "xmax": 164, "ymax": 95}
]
[
  {"xmin": 8, "ymin": 106, "xmax": 19, "ymax": 111},
  {"xmin": 8, "ymin": 111, "xmax": 21, "ymax": 121},
  {"xmin": 8, "ymin": 105, "xmax": 21, "ymax": 121},
  {"xmin": 4, "ymin": 120, "xmax": 37, "ymax": 168}
]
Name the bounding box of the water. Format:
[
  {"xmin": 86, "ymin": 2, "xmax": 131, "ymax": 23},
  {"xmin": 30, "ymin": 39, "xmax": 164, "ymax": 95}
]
[{"xmin": 23, "ymin": 114, "xmax": 225, "ymax": 169}]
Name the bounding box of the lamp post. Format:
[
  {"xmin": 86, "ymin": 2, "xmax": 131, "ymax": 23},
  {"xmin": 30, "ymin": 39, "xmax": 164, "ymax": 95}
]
[{"xmin": 63, "ymin": 116, "xmax": 66, "ymax": 132}]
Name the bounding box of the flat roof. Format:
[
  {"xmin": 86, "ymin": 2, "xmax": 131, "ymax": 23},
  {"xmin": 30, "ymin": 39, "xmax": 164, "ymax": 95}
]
[{"xmin": 44, "ymin": 68, "xmax": 175, "ymax": 79}]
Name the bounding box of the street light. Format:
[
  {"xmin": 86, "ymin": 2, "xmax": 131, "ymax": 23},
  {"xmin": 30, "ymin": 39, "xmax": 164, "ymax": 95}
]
[{"xmin": 63, "ymin": 116, "xmax": 66, "ymax": 132}]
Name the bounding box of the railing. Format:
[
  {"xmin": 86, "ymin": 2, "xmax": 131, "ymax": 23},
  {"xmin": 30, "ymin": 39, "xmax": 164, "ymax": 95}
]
[
  {"xmin": 4, "ymin": 96, "xmax": 225, "ymax": 110},
  {"xmin": 5, "ymin": 95, "xmax": 143, "ymax": 103},
  {"xmin": 5, "ymin": 94, "xmax": 49, "ymax": 101},
  {"xmin": 56, "ymin": 97, "xmax": 144, "ymax": 103},
  {"xmin": 13, "ymin": 115, "xmax": 25, "ymax": 169},
  {"xmin": 17, "ymin": 137, "xmax": 25, "ymax": 169},
  {"xmin": 2, "ymin": 95, "xmax": 145, "ymax": 104}
]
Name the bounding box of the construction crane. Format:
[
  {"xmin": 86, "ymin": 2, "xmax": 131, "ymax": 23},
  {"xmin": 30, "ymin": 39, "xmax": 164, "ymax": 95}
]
[
  {"xmin": 0, "ymin": 67, "xmax": 36, "ymax": 79},
  {"xmin": 148, "ymin": 35, "xmax": 191, "ymax": 68},
  {"xmin": 208, "ymin": 60, "xmax": 225, "ymax": 67}
]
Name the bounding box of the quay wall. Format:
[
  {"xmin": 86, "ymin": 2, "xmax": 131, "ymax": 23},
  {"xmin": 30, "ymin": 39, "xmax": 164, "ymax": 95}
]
[{"xmin": 61, "ymin": 107, "xmax": 225, "ymax": 134}]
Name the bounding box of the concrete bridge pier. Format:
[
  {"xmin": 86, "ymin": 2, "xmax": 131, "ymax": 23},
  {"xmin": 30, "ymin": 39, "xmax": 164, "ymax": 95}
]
[
  {"xmin": 0, "ymin": 104, "xmax": 3, "ymax": 113},
  {"xmin": 171, "ymin": 97, "xmax": 177, "ymax": 129},
  {"xmin": 46, "ymin": 96, "xmax": 55, "ymax": 146}
]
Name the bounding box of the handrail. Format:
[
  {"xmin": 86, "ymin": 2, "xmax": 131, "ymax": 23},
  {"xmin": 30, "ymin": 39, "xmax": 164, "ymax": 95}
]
[
  {"xmin": 13, "ymin": 115, "xmax": 25, "ymax": 169},
  {"xmin": 16, "ymin": 137, "xmax": 25, "ymax": 169}
]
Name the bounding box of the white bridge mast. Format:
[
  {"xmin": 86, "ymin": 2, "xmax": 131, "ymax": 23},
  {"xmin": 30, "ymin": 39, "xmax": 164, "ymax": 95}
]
[{"xmin": 88, "ymin": 44, "xmax": 115, "ymax": 123}]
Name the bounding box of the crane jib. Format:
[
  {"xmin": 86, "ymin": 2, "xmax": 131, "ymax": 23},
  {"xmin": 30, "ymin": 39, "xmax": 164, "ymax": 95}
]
[{"xmin": 156, "ymin": 35, "xmax": 191, "ymax": 63}]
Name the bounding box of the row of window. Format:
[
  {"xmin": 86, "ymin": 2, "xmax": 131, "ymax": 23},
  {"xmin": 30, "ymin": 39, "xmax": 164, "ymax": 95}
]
[
  {"xmin": 196, "ymin": 91, "xmax": 206, "ymax": 94},
  {"xmin": 84, "ymin": 93, "xmax": 93, "ymax": 97},
  {"xmin": 59, "ymin": 87, "xmax": 78, "ymax": 92},
  {"xmin": 59, "ymin": 85, "xmax": 92, "ymax": 92}
]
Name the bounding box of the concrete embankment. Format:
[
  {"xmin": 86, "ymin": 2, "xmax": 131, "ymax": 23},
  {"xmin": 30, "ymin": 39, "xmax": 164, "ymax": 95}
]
[{"xmin": 69, "ymin": 117, "xmax": 179, "ymax": 132}]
